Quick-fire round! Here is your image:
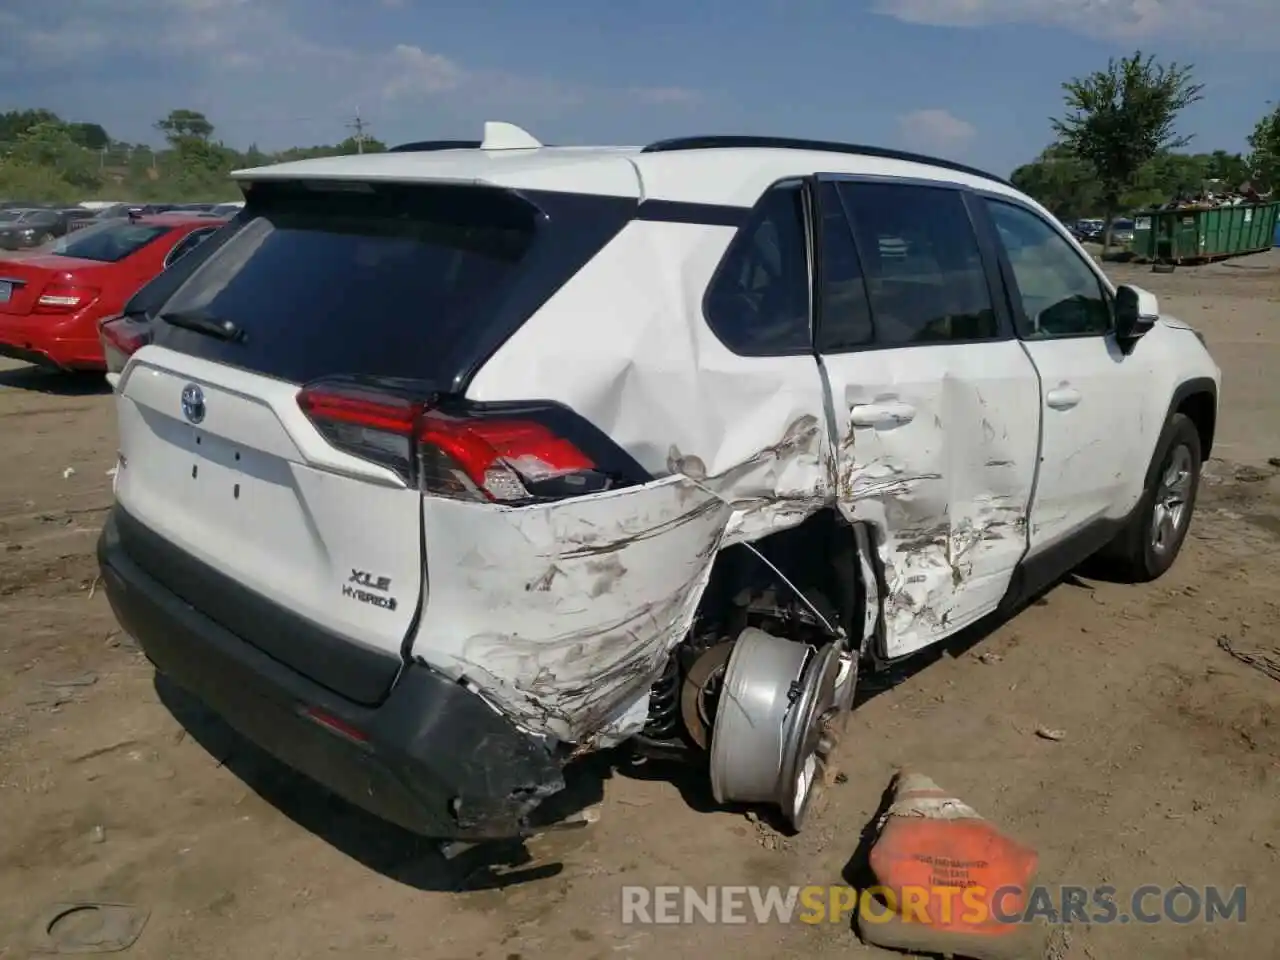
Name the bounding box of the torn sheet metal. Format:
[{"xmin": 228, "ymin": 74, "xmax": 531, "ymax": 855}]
[{"xmin": 412, "ymin": 476, "xmax": 732, "ymax": 745}]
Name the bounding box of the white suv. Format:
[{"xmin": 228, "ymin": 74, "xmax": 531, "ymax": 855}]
[{"xmin": 97, "ymin": 122, "xmax": 1220, "ymax": 839}]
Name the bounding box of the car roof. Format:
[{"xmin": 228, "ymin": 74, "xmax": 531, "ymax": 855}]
[{"xmin": 231, "ymin": 122, "xmax": 1029, "ymax": 210}]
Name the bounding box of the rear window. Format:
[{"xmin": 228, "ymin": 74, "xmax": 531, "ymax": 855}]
[
  {"xmin": 48, "ymin": 220, "xmax": 171, "ymax": 263},
  {"xmin": 150, "ymin": 180, "xmax": 628, "ymax": 387}
]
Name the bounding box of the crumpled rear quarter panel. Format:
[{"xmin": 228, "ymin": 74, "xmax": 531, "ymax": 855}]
[{"xmin": 413, "ymin": 476, "xmax": 732, "ymax": 744}]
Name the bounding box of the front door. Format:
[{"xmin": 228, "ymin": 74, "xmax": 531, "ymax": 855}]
[
  {"xmin": 977, "ymin": 195, "xmax": 1152, "ymax": 558},
  {"xmin": 811, "ymin": 176, "xmax": 1041, "ymax": 658}
]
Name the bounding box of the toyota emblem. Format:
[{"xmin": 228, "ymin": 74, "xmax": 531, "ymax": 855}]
[{"xmin": 180, "ymin": 383, "xmax": 206, "ymax": 424}]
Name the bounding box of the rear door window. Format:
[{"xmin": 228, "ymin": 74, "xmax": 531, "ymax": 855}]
[
  {"xmin": 835, "ymin": 181, "xmax": 998, "ymax": 345},
  {"xmin": 152, "ymin": 180, "xmax": 573, "ymax": 386}
]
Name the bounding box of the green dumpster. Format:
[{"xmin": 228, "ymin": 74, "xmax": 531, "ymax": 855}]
[{"xmin": 1132, "ymin": 201, "xmax": 1280, "ymax": 264}]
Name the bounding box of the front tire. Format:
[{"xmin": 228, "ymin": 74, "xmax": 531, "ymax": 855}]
[{"xmin": 1104, "ymin": 412, "xmax": 1201, "ymax": 582}]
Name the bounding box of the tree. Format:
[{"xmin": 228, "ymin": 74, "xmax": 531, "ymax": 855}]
[
  {"xmin": 0, "ymin": 108, "xmax": 60, "ymax": 144},
  {"xmin": 1246, "ymin": 102, "xmax": 1280, "ymax": 190},
  {"xmin": 1052, "ymin": 51, "xmax": 1203, "ymax": 249},
  {"xmin": 8, "ymin": 120, "xmax": 101, "ymax": 190},
  {"xmin": 1011, "ymin": 144, "xmax": 1100, "ymax": 220},
  {"xmin": 155, "ymin": 109, "xmax": 214, "ymax": 146},
  {"xmin": 67, "ymin": 122, "xmax": 110, "ymax": 151}
]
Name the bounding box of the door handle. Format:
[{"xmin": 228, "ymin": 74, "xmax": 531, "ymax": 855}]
[
  {"xmin": 1045, "ymin": 385, "xmax": 1082, "ymax": 410},
  {"xmin": 849, "ymin": 400, "xmax": 916, "ymax": 428}
]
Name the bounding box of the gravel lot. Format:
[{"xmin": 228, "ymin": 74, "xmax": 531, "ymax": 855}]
[{"xmin": 1, "ymin": 251, "xmax": 1278, "ymax": 959}]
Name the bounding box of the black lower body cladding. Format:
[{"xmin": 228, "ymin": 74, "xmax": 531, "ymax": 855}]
[{"xmin": 97, "ymin": 506, "xmax": 566, "ymax": 840}]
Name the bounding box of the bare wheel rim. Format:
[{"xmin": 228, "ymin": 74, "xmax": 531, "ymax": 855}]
[{"xmin": 1151, "ymin": 443, "xmax": 1193, "ymax": 554}]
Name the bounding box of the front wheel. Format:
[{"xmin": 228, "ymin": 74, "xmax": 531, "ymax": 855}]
[{"xmin": 1103, "ymin": 413, "xmax": 1201, "ymax": 582}]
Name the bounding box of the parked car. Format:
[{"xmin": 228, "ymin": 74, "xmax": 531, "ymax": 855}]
[
  {"xmin": 96, "ymin": 124, "xmax": 1219, "ymax": 840},
  {"xmin": 208, "ymin": 201, "xmax": 245, "ymax": 217},
  {"xmin": 0, "ymin": 213, "xmax": 226, "ymax": 370},
  {"xmin": 0, "ymin": 207, "xmax": 86, "ymax": 249},
  {"xmin": 1111, "ymin": 218, "xmax": 1136, "ymax": 245},
  {"xmin": 64, "ymin": 203, "xmax": 139, "ymax": 233}
]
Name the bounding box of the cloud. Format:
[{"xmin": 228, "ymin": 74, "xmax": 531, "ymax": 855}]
[
  {"xmin": 383, "ymin": 45, "xmax": 466, "ymax": 99},
  {"xmin": 897, "ymin": 108, "xmax": 977, "ymax": 154},
  {"xmin": 872, "ymin": 0, "xmax": 1280, "ymax": 45},
  {"xmin": 0, "ymin": 1, "xmax": 705, "ymax": 148}
]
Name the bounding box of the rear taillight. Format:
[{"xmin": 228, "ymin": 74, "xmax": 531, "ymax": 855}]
[
  {"xmin": 34, "ymin": 284, "xmax": 100, "ymax": 314},
  {"xmin": 296, "ymin": 383, "xmax": 609, "ymax": 502},
  {"xmin": 99, "ymin": 315, "xmax": 153, "ymax": 375}
]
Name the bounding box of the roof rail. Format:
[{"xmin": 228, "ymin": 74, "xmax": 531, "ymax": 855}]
[
  {"xmin": 388, "ymin": 139, "xmax": 482, "ymax": 153},
  {"xmin": 640, "ymin": 135, "xmax": 1010, "ymax": 186}
]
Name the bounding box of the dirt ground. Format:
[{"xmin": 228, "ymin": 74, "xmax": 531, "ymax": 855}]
[{"xmin": 1, "ymin": 251, "xmax": 1278, "ymax": 960}]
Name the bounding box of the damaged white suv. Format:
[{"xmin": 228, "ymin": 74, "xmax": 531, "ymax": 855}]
[{"xmin": 98, "ymin": 122, "xmax": 1220, "ymax": 839}]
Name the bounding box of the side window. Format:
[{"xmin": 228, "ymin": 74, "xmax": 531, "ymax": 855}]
[
  {"xmin": 704, "ymin": 181, "xmax": 812, "ymax": 356},
  {"xmin": 836, "ymin": 181, "xmax": 998, "ymax": 345},
  {"xmin": 816, "ymin": 181, "xmax": 873, "ymax": 352},
  {"xmin": 164, "ymin": 228, "xmax": 216, "ymax": 269},
  {"xmin": 985, "ymin": 200, "xmax": 1111, "ymax": 339}
]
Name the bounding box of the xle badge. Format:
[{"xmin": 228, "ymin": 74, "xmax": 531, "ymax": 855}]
[{"xmin": 343, "ymin": 569, "xmax": 397, "ymax": 611}]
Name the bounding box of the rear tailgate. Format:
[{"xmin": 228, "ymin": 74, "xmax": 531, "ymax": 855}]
[
  {"xmin": 110, "ymin": 176, "xmax": 637, "ymax": 706},
  {"xmin": 114, "ymin": 348, "xmax": 423, "ymax": 704}
]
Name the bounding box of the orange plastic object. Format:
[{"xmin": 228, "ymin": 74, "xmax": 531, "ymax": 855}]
[{"xmin": 865, "ymin": 770, "xmax": 1039, "ymax": 937}]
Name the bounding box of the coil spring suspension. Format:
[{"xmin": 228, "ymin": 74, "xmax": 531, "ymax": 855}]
[{"xmin": 642, "ymin": 653, "xmax": 681, "ymax": 740}]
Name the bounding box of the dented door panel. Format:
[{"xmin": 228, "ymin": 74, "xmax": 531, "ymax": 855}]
[
  {"xmin": 826, "ymin": 342, "xmax": 1040, "ymax": 658},
  {"xmin": 411, "ymin": 476, "xmax": 732, "ymax": 745}
]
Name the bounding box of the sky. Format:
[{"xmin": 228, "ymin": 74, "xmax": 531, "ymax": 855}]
[{"xmin": 1, "ymin": 0, "xmax": 1276, "ymax": 177}]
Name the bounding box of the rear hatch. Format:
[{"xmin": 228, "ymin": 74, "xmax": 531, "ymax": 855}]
[{"xmin": 111, "ymin": 177, "xmax": 635, "ymax": 705}]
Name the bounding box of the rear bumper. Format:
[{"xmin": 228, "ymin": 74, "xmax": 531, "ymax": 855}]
[
  {"xmin": 97, "ymin": 506, "xmax": 567, "ymax": 841},
  {"xmin": 0, "ymin": 313, "xmax": 103, "ymax": 370}
]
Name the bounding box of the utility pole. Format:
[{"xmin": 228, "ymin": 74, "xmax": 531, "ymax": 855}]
[{"xmin": 346, "ymin": 107, "xmax": 369, "ymax": 154}]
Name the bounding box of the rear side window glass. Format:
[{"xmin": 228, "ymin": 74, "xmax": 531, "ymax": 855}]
[
  {"xmin": 704, "ymin": 181, "xmax": 812, "ymax": 356},
  {"xmin": 836, "ymin": 182, "xmax": 997, "ymax": 345},
  {"xmin": 47, "ymin": 221, "xmax": 171, "ymax": 263},
  {"xmin": 816, "ymin": 181, "xmax": 873, "ymax": 352}
]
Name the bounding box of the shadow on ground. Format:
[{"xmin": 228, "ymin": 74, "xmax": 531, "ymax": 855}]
[
  {"xmin": 0, "ymin": 365, "xmax": 111, "ymax": 396},
  {"xmin": 155, "ymin": 675, "xmax": 589, "ymax": 893}
]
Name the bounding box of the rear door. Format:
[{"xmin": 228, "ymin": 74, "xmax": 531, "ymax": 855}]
[
  {"xmin": 112, "ymin": 178, "xmax": 633, "ymax": 705},
  {"xmin": 813, "ymin": 177, "xmax": 1041, "ymax": 658}
]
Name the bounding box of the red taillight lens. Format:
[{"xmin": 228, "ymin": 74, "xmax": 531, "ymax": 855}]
[
  {"xmin": 99, "ymin": 315, "xmax": 153, "ymax": 375},
  {"xmin": 296, "ymin": 383, "xmax": 606, "ymax": 502},
  {"xmin": 34, "ymin": 284, "xmax": 100, "ymax": 314}
]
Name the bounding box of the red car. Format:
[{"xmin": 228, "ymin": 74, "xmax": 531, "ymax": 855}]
[{"xmin": 0, "ymin": 213, "xmax": 227, "ymax": 371}]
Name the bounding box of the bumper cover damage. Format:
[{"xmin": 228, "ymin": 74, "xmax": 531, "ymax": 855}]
[{"xmin": 98, "ymin": 507, "xmax": 567, "ymax": 840}]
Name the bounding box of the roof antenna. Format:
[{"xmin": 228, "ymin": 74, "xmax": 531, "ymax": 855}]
[{"xmin": 480, "ymin": 121, "xmax": 542, "ymax": 151}]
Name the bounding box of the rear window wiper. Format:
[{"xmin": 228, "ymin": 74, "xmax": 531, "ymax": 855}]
[{"xmin": 159, "ymin": 307, "xmax": 243, "ymax": 342}]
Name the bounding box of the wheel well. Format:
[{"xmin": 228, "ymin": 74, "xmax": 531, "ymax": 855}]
[
  {"xmin": 637, "ymin": 508, "xmax": 863, "ymax": 746},
  {"xmin": 1177, "ymin": 390, "xmax": 1216, "ymax": 462}
]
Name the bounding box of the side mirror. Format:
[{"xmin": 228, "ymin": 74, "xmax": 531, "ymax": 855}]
[{"xmin": 1114, "ymin": 284, "xmax": 1158, "ymax": 349}]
